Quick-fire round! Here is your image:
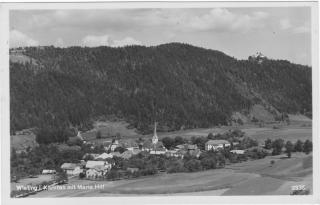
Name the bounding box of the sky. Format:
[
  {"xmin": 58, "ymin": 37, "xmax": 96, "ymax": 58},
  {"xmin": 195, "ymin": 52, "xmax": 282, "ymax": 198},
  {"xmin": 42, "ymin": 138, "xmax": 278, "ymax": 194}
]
[{"xmin": 10, "ymin": 7, "xmax": 312, "ymax": 65}]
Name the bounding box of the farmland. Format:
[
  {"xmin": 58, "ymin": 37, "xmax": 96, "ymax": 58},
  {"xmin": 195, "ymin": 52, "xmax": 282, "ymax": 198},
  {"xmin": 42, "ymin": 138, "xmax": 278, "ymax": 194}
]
[{"xmin": 29, "ymin": 152, "xmax": 312, "ymax": 197}]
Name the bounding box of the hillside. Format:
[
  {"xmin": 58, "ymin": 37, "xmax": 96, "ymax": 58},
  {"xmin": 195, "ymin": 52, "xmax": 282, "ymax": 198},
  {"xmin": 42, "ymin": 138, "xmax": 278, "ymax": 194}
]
[{"xmin": 9, "ymin": 43, "xmax": 312, "ymax": 134}]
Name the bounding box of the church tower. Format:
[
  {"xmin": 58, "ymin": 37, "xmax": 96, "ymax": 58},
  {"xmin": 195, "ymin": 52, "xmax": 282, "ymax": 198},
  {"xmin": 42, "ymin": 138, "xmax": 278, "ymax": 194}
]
[{"xmin": 152, "ymin": 122, "xmax": 158, "ymax": 145}]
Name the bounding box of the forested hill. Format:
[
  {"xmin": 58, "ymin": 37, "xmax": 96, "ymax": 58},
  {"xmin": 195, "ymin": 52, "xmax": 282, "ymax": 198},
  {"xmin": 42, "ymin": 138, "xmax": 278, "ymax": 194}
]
[{"xmin": 10, "ymin": 43, "xmax": 312, "ymax": 134}]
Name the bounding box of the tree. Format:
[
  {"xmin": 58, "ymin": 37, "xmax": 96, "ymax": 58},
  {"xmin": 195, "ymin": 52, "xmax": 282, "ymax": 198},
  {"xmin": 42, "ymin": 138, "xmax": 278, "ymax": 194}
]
[
  {"xmin": 294, "ymin": 140, "xmax": 303, "ymax": 152},
  {"xmin": 303, "ymin": 140, "xmax": 312, "ymax": 154},
  {"xmin": 285, "ymin": 141, "xmax": 294, "ymax": 158},
  {"xmin": 271, "ymin": 139, "xmax": 284, "ymax": 155},
  {"xmin": 207, "ymin": 133, "xmax": 215, "ymax": 140},
  {"xmin": 96, "ymin": 130, "xmax": 102, "ymax": 139},
  {"xmin": 264, "ymin": 139, "xmax": 272, "ymax": 149},
  {"xmin": 174, "ymin": 136, "xmax": 185, "ymax": 146},
  {"xmin": 162, "ymin": 137, "xmax": 175, "ymax": 150}
]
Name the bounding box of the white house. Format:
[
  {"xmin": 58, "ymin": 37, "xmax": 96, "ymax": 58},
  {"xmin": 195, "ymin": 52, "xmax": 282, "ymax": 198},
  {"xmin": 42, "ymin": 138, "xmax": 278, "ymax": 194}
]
[
  {"xmin": 230, "ymin": 149, "xmax": 245, "ymax": 155},
  {"xmin": 86, "ymin": 165, "xmax": 109, "ymax": 178},
  {"xmin": 86, "ymin": 160, "xmax": 112, "ymax": 170},
  {"xmin": 205, "ymin": 140, "xmax": 231, "ymax": 151},
  {"xmin": 42, "ymin": 169, "xmax": 56, "ymax": 175},
  {"xmin": 60, "ymin": 163, "xmax": 82, "ymax": 176}
]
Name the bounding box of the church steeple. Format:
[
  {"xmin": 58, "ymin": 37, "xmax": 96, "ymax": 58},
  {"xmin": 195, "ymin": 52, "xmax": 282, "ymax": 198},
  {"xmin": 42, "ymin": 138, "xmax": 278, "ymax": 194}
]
[{"xmin": 152, "ymin": 122, "xmax": 158, "ymax": 144}]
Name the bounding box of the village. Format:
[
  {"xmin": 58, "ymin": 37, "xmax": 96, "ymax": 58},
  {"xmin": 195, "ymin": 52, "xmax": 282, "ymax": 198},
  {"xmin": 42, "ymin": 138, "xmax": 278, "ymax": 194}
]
[{"xmin": 42, "ymin": 123, "xmax": 246, "ymax": 180}]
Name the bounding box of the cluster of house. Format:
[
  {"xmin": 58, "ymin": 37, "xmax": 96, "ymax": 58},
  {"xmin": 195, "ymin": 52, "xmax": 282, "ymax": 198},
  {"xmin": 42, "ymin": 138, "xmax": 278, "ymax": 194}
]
[
  {"xmin": 41, "ymin": 124, "xmax": 248, "ymax": 179},
  {"xmin": 59, "ymin": 159, "xmax": 112, "ymax": 179}
]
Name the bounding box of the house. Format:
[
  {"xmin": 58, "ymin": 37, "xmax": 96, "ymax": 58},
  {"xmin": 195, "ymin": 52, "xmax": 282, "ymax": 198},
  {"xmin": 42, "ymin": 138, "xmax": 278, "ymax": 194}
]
[
  {"xmin": 189, "ymin": 149, "xmax": 202, "ymax": 158},
  {"xmin": 127, "ymin": 167, "xmax": 139, "ymax": 173},
  {"xmin": 150, "ymin": 147, "xmax": 167, "ymax": 155},
  {"xmin": 187, "ymin": 144, "xmax": 198, "ymax": 151},
  {"xmin": 95, "ymin": 153, "xmax": 113, "ymax": 160},
  {"xmin": 85, "ymin": 160, "xmax": 112, "ymax": 170},
  {"xmin": 230, "ymin": 149, "xmax": 245, "ymax": 155},
  {"xmin": 103, "ymin": 141, "xmax": 112, "ymax": 151},
  {"xmin": 42, "ymin": 169, "xmax": 56, "ymax": 175},
  {"xmin": 175, "ymin": 144, "xmax": 185, "ymax": 150},
  {"xmin": 86, "ymin": 165, "xmax": 109, "ymax": 178},
  {"xmin": 127, "ymin": 146, "xmax": 140, "ymax": 151},
  {"xmin": 61, "ymin": 163, "xmax": 82, "ymax": 176},
  {"xmin": 110, "ymin": 152, "xmax": 122, "ymax": 158},
  {"xmin": 110, "ymin": 139, "xmax": 120, "ymax": 152},
  {"xmin": 131, "ymin": 148, "xmax": 141, "ymax": 155},
  {"xmin": 205, "ymin": 140, "xmax": 231, "ymax": 151},
  {"xmin": 165, "ymin": 150, "xmax": 184, "ymax": 158}
]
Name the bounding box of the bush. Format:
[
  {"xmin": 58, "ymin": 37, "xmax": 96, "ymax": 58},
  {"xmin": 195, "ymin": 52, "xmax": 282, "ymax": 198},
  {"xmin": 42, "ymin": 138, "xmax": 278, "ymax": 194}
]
[
  {"xmin": 166, "ymin": 159, "xmax": 185, "ymax": 173},
  {"xmin": 184, "ymin": 159, "xmax": 202, "ymax": 172},
  {"xmin": 290, "ymin": 189, "xmax": 310, "ymax": 195},
  {"xmin": 270, "ymin": 160, "xmax": 275, "ymax": 166},
  {"xmin": 303, "ymin": 140, "xmax": 312, "ymax": 154},
  {"xmin": 264, "ymin": 139, "xmax": 272, "ymax": 149},
  {"xmin": 285, "ymin": 141, "xmax": 294, "ymax": 158},
  {"xmin": 246, "ymin": 148, "xmax": 268, "ymax": 159},
  {"xmin": 200, "ymin": 157, "xmax": 217, "ymax": 169}
]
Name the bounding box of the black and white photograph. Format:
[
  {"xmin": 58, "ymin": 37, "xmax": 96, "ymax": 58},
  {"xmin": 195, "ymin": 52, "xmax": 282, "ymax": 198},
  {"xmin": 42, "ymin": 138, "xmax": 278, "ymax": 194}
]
[{"xmin": 0, "ymin": 1, "xmax": 319, "ymax": 204}]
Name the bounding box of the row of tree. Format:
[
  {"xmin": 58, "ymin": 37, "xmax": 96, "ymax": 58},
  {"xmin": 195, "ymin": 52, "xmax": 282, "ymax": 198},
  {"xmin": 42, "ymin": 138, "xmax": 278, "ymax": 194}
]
[{"xmin": 264, "ymin": 138, "xmax": 312, "ymax": 157}]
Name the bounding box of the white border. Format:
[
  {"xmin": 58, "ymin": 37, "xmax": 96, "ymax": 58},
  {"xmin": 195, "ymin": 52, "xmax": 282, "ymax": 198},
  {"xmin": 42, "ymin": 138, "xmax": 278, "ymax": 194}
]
[{"xmin": 1, "ymin": 1, "xmax": 319, "ymax": 205}]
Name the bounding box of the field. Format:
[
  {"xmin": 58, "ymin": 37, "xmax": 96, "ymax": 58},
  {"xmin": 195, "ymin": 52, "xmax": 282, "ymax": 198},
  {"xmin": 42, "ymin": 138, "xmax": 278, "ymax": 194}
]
[
  {"xmin": 11, "ymin": 175, "xmax": 54, "ymax": 191},
  {"xmin": 29, "ymin": 152, "xmax": 312, "ymax": 197},
  {"xmin": 11, "ymin": 129, "xmax": 38, "ymax": 152},
  {"xmin": 82, "ymin": 121, "xmax": 139, "ymax": 144}
]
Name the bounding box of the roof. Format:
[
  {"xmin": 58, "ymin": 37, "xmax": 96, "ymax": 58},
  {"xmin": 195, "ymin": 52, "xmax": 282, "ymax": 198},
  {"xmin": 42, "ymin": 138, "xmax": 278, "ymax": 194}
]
[
  {"xmin": 121, "ymin": 150, "xmax": 133, "ymax": 159},
  {"xmin": 189, "ymin": 149, "xmax": 202, "ymax": 156},
  {"xmin": 95, "ymin": 153, "xmax": 113, "ymax": 160},
  {"xmin": 85, "ymin": 160, "xmax": 106, "ymax": 169},
  {"xmin": 187, "ymin": 144, "xmax": 198, "ymax": 150},
  {"xmin": 205, "ymin": 140, "xmax": 230, "ymax": 145},
  {"xmin": 176, "ymin": 144, "xmax": 185, "ymax": 149},
  {"xmin": 92, "ymin": 165, "xmax": 109, "ymax": 171},
  {"xmin": 61, "ymin": 163, "xmax": 79, "ymax": 170},
  {"xmin": 82, "ymin": 153, "xmax": 100, "ymax": 159},
  {"xmin": 110, "ymin": 152, "xmax": 122, "ymax": 157},
  {"xmin": 131, "ymin": 149, "xmax": 141, "ymax": 155}
]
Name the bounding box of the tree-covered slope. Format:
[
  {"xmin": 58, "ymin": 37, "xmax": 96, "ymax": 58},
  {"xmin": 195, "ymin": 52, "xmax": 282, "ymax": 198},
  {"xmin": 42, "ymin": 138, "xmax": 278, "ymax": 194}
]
[{"xmin": 10, "ymin": 43, "xmax": 312, "ymax": 134}]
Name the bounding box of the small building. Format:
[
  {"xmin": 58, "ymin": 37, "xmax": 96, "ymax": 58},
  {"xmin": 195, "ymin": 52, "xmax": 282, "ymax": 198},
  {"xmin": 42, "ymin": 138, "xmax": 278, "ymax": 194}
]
[
  {"xmin": 61, "ymin": 163, "xmax": 82, "ymax": 176},
  {"xmin": 127, "ymin": 167, "xmax": 139, "ymax": 173},
  {"xmin": 230, "ymin": 149, "xmax": 245, "ymax": 155},
  {"xmin": 127, "ymin": 146, "xmax": 140, "ymax": 151},
  {"xmin": 205, "ymin": 140, "xmax": 231, "ymax": 151},
  {"xmin": 42, "ymin": 169, "xmax": 56, "ymax": 175}
]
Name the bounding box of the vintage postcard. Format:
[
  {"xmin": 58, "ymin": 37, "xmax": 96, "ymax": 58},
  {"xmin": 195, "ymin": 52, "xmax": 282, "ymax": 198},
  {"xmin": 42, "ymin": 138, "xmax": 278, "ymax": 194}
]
[{"xmin": 0, "ymin": 1, "xmax": 319, "ymax": 205}]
